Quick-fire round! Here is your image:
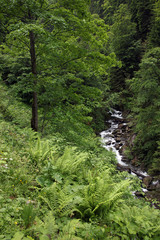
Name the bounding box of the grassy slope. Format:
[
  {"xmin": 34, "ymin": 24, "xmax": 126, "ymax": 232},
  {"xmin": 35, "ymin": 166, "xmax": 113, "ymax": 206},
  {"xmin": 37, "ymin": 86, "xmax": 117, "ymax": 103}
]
[{"xmin": 0, "ymin": 83, "xmax": 160, "ymax": 240}]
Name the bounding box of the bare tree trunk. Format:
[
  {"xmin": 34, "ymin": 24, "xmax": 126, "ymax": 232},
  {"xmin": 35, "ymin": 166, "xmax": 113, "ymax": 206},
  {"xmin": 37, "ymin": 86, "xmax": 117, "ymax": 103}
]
[{"xmin": 29, "ymin": 30, "xmax": 38, "ymax": 131}]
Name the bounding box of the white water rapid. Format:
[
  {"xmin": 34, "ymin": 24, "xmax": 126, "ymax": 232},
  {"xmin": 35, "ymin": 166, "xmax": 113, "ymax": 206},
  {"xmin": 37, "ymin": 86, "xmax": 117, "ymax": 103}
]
[
  {"xmin": 100, "ymin": 109, "xmax": 127, "ymax": 166},
  {"xmin": 100, "ymin": 109, "xmax": 149, "ymax": 193}
]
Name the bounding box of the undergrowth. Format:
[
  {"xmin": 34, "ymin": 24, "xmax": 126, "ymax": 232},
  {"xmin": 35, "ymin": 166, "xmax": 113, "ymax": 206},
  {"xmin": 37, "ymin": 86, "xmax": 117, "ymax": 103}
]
[{"xmin": 0, "ymin": 83, "xmax": 160, "ymax": 239}]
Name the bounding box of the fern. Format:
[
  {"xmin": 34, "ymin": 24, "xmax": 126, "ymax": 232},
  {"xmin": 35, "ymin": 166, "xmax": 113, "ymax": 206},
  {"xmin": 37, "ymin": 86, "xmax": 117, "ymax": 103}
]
[
  {"xmin": 54, "ymin": 147, "xmax": 88, "ymax": 176},
  {"xmin": 76, "ymin": 171, "xmax": 131, "ymax": 221},
  {"xmin": 39, "ymin": 182, "xmax": 83, "ymax": 217},
  {"xmin": 38, "ymin": 151, "xmax": 131, "ymax": 223},
  {"xmin": 57, "ymin": 219, "xmax": 83, "ymax": 240},
  {"xmin": 28, "ymin": 135, "xmax": 58, "ymax": 165},
  {"xmin": 21, "ymin": 203, "xmax": 36, "ymax": 229},
  {"xmin": 108, "ymin": 204, "xmax": 160, "ymax": 239},
  {"xmin": 33, "ymin": 211, "xmax": 58, "ymax": 239}
]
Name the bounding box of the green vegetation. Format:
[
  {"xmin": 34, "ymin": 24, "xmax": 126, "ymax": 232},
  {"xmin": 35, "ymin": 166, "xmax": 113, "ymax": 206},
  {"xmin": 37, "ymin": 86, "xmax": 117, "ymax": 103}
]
[
  {"xmin": 128, "ymin": 47, "xmax": 160, "ymax": 173},
  {"xmin": 0, "ymin": 83, "xmax": 159, "ymax": 239},
  {"xmin": 91, "ymin": 0, "xmax": 160, "ymax": 174},
  {"xmin": 0, "ymin": 0, "xmax": 160, "ymax": 239}
]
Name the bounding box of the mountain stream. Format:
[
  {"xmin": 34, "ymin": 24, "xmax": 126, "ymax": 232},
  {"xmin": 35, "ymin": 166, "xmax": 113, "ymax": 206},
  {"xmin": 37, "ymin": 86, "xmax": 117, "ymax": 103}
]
[{"xmin": 100, "ymin": 109, "xmax": 154, "ymax": 197}]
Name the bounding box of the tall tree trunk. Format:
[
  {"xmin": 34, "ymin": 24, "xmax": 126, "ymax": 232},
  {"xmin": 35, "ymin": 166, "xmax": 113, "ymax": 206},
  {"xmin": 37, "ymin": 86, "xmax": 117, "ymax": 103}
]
[{"xmin": 29, "ymin": 30, "xmax": 38, "ymax": 131}]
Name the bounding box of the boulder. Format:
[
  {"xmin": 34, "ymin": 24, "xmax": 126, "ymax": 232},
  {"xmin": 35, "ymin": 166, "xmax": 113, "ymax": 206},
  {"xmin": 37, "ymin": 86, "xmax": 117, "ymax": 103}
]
[
  {"xmin": 113, "ymin": 129, "xmax": 119, "ymax": 135},
  {"xmin": 119, "ymin": 142, "xmax": 124, "ymax": 147},
  {"xmin": 106, "ymin": 141, "xmax": 112, "ymax": 145},
  {"xmin": 117, "ymin": 163, "xmax": 131, "ymax": 173},
  {"xmin": 121, "ymin": 145, "xmax": 127, "ymax": 155},
  {"xmin": 131, "ymin": 170, "xmax": 146, "ymax": 178},
  {"xmin": 129, "ymin": 134, "xmax": 136, "ymax": 146},
  {"xmin": 143, "ymin": 176, "xmax": 153, "ymax": 188},
  {"xmin": 148, "ymin": 180, "xmax": 159, "ymax": 190},
  {"xmin": 156, "ymin": 183, "xmax": 160, "ymax": 190},
  {"xmin": 116, "ymin": 137, "xmax": 121, "ymax": 142},
  {"xmin": 115, "ymin": 144, "xmax": 120, "ymax": 150},
  {"xmin": 119, "ymin": 123, "xmax": 126, "ymax": 129},
  {"xmin": 122, "ymin": 156, "xmax": 130, "ymax": 163},
  {"xmin": 135, "ymin": 191, "xmax": 145, "ymax": 198}
]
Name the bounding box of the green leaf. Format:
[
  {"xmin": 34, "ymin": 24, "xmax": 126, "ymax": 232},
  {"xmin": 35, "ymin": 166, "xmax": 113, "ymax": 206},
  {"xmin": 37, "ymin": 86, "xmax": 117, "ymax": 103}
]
[
  {"xmin": 12, "ymin": 232, "xmax": 24, "ymax": 240},
  {"xmin": 36, "ymin": 176, "xmax": 46, "ymax": 187},
  {"xmin": 23, "ymin": 237, "xmax": 34, "ymax": 240},
  {"xmin": 40, "ymin": 236, "xmax": 50, "ymax": 240}
]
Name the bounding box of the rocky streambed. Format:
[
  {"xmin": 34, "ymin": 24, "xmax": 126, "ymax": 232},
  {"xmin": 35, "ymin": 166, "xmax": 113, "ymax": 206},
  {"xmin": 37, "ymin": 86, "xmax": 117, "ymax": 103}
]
[{"xmin": 100, "ymin": 109, "xmax": 160, "ymax": 207}]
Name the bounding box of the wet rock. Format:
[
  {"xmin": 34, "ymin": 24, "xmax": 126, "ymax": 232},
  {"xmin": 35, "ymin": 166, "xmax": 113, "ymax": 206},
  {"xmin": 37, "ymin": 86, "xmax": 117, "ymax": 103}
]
[
  {"xmin": 119, "ymin": 142, "xmax": 124, "ymax": 147},
  {"xmin": 115, "ymin": 129, "xmax": 123, "ymax": 135},
  {"xmin": 119, "ymin": 148, "xmax": 123, "ymax": 154},
  {"xmin": 145, "ymin": 190, "xmax": 160, "ymax": 203},
  {"xmin": 118, "ymin": 119, "xmax": 125, "ymax": 123},
  {"xmin": 116, "ymin": 137, "xmax": 121, "ymax": 142},
  {"xmin": 122, "ymin": 156, "xmax": 130, "ymax": 163},
  {"xmin": 116, "ymin": 134, "xmax": 122, "ymax": 138},
  {"xmin": 105, "ymin": 141, "xmax": 112, "ymax": 145},
  {"xmin": 110, "ymin": 134, "xmax": 115, "ymax": 138},
  {"xmin": 120, "ymin": 137, "xmax": 126, "ymax": 142},
  {"xmin": 115, "ymin": 144, "xmax": 120, "ymax": 150},
  {"xmin": 119, "ymin": 123, "xmax": 126, "ymax": 129},
  {"xmin": 148, "ymin": 180, "xmax": 159, "ymax": 190},
  {"xmin": 121, "ymin": 145, "xmax": 127, "ymax": 155},
  {"xmin": 156, "ymin": 183, "xmax": 160, "ymax": 190},
  {"xmin": 131, "ymin": 170, "xmax": 146, "ymax": 178},
  {"xmin": 129, "ymin": 134, "xmax": 136, "ymax": 147},
  {"xmin": 117, "ymin": 163, "xmax": 131, "ymax": 173},
  {"xmin": 102, "ymin": 110, "xmax": 160, "ymax": 205},
  {"xmin": 143, "ymin": 176, "xmax": 153, "ymax": 188},
  {"xmin": 113, "ymin": 129, "xmax": 119, "ymax": 135},
  {"xmin": 135, "ymin": 191, "xmax": 145, "ymax": 198},
  {"xmin": 126, "ymin": 126, "xmax": 129, "ymax": 131},
  {"xmin": 103, "ymin": 112, "xmax": 160, "ymax": 201}
]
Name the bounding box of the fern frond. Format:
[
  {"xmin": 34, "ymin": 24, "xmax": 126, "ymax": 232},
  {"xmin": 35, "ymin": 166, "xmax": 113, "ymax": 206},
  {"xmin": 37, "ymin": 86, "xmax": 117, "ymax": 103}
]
[
  {"xmin": 33, "ymin": 211, "xmax": 58, "ymax": 239},
  {"xmin": 57, "ymin": 219, "xmax": 83, "ymax": 240},
  {"xmin": 28, "ymin": 137, "xmax": 56, "ymax": 165},
  {"xmin": 38, "ymin": 195, "xmax": 53, "ymax": 211},
  {"xmin": 54, "ymin": 147, "xmax": 88, "ymax": 176}
]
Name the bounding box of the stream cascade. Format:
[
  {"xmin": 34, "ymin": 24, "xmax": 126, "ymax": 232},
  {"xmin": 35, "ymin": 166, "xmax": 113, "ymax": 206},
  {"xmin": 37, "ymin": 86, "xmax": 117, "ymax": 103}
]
[{"xmin": 100, "ymin": 109, "xmax": 160, "ymax": 203}]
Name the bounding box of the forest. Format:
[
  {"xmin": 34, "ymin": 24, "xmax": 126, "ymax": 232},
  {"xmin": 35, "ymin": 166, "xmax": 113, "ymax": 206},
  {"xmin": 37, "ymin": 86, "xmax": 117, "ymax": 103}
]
[{"xmin": 0, "ymin": 0, "xmax": 160, "ymax": 239}]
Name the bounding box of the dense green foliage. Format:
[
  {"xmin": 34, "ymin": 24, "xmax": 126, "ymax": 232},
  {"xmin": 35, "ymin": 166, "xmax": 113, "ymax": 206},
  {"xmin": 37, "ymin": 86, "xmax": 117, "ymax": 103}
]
[
  {"xmin": 0, "ymin": 83, "xmax": 160, "ymax": 239},
  {"xmin": 0, "ymin": 0, "xmax": 119, "ymax": 133},
  {"xmin": 128, "ymin": 47, "xmax": 160, "ymax": 173},
  {"xmin": 90, "ymin": 0, "xmax": 160, "ymax": 173},
  {"xmin": 0, "ymin": 0, "xmax": 160, "ymax": 239}
]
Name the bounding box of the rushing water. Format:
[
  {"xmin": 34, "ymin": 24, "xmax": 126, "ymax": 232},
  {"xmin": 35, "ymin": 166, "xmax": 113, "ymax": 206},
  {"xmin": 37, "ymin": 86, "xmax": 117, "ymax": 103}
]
[
  {"xmin": 100, "ymin": 109, "xmax": 149, "ymax": 193},
  {"xmin": 100, "ymin": 109, "xmax": 127, "ymax": 166},
  {"xmin": 100, "ymin": 110, "xmax": 127, "ymax": 166}
]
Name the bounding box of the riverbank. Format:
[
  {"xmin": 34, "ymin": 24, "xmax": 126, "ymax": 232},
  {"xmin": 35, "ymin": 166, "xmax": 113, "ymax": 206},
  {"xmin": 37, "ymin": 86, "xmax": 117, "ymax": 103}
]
[{"xmin": 101, "ymin": 109, "xmax": 160, "ymax": 207}]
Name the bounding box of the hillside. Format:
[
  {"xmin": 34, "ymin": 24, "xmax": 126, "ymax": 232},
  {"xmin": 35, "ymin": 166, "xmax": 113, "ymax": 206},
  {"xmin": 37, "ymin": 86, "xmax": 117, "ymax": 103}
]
[
  {"xmin": 0, "ymin": 83, "xmax": 160, "ymax": 239},
  {"xmin": 0, "ymin": 0, "xmax": 160, "ymax": 239}
]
